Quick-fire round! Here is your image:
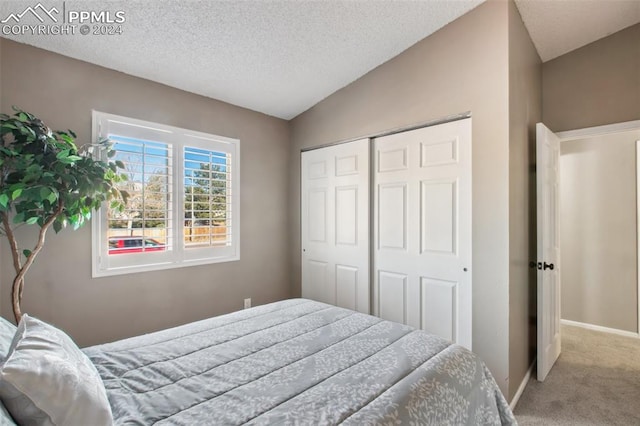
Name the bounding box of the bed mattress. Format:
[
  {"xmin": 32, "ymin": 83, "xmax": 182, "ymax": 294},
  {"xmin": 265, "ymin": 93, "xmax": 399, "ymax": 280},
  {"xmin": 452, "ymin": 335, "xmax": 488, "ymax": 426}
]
[{"xmin": 84, "ymin": 299, "xmax": 516, "ymax": 425}]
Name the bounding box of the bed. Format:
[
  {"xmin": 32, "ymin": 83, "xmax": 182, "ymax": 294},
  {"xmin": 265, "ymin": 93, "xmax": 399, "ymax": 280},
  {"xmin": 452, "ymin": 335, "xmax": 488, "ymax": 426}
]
[{"xmin": 0, "ymin": 299, "xmax": 516, "ymax": 425}]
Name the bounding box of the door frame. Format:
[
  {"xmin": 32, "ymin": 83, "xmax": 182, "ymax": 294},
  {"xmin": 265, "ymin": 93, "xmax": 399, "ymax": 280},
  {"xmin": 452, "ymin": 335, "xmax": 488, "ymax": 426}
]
[
  {"xmin": 299, "ymin": 111, "xmax": 472, "ymax": 155},
  {"xmin": 554, "ymin": 119, "xmax": 640, "ymax": 339}
]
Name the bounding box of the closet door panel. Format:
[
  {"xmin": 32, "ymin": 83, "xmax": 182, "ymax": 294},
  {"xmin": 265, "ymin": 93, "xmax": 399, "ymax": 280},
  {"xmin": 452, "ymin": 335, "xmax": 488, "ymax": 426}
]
[
  {"xmin": 378, "ymin": 183, "xmax": 407, "ymax": 250},
  {"xmin": 374, "ymin": 118, "xmax": 472, "ymax": 350},
  {"xmin": 336, "ymin": 265, "xmax": 358, "ymax": 311},
  {"xmin": 307, "ymin": 260, "xmax": 331, "ymax": 304},
  {"xmin": 377, "ymin": 271, "xmax": 408, "ymax": 324},
  {"xmin": 420, "ymin": 179, "xmax": 457, "ymax": 254},
  {"xmin": 335, "ymin": 186, "xmax": 358, "ymax": 245},
  {"xmin": 301, "ymin": 139, "xmax": 370, "ymax": 313},
  {"xmin": 420, "ymin": 277, "xmax": 458, "ymax": 341}
]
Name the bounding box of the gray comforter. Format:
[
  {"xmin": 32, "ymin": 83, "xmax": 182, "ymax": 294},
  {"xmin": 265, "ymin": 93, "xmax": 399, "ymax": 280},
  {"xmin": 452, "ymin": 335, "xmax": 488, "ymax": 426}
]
[{"xmin": 84, "ymin": 299, "xmax": 516, "ymax": 425}]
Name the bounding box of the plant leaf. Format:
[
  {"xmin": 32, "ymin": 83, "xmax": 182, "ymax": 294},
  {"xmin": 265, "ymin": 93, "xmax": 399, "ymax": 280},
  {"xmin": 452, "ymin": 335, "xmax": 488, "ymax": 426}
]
[
  {"xmin": 22, "ymin": 249, "xmax": 31, "ymax": 258},
  {"xmin": 1, "ymin": 109, "xmax": 126, "ymax": 236},
  {"xmin": 40, "ymin": 187, "xmax": 51, "ymax": 199}
]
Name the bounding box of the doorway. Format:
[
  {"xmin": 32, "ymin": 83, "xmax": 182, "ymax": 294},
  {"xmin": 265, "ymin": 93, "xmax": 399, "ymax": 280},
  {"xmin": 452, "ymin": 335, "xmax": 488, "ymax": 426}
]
[
  {"xmin": 537, "ymin": 120, "xmax": 640, "ymax": 380},
  {"xmin": 558, "ymin": 126, "xmax": 640, "ymax": 338}
]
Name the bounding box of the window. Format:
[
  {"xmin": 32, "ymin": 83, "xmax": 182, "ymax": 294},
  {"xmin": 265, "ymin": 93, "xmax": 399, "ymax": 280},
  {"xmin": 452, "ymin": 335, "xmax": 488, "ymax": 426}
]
[{"xmin": 91, "ymin": 111, "xmax": 240, "ymax": 277}]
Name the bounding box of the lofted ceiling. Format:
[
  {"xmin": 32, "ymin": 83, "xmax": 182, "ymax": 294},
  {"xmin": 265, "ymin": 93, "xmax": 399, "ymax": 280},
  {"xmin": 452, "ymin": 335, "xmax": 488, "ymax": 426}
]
[
  {"xmin": 1, "ymin": 1, "xmax": 638, "ymax": 120},
  {"xmin": 514, "ymin": 0, "xmax": 640, "ymax": 62}
]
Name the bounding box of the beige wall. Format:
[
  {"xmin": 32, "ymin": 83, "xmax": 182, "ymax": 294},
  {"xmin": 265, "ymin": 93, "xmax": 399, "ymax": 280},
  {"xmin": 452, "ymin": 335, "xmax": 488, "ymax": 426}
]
[
  {"xmin": 0, "ymin": 40, "xmax": 292, "ymax": 347},
  {"xmin": 560, "ymin": 130, "xmax": 640, "ymax": 333},
  {"xmin": 507, "ymin": 0, "xmax": 541, "ymax": 400},
  {"xmin": 289, "ymin": 0, "xmax": 512, "ymax": 395},
  {"xmin": 543, "ymin": 24, "xmax": 640, "ymax": 132}
]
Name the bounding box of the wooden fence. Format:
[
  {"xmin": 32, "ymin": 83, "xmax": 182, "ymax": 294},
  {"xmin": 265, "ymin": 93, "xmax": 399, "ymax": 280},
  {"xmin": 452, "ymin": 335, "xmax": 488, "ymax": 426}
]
[{"xmin": 108, "ymin": 226, "xmax": 227, "ymax": 244}]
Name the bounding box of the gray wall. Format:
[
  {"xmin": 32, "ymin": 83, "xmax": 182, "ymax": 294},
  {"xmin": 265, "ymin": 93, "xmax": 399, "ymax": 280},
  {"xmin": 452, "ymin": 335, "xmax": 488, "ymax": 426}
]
[
  {"xmin": 289, "ymin": 0, "xmax": 512, "ymax": 395},
  {"xmin": 560, "ymin": 130, "xmax": 640, "ymax": 333},
  {"xmin": 0, "ymin": 40, "xmax": 292, "ymax": 347},
  {"xmin": 543, "ymin": 24, "xmax": 640, "ymax": 132},
  {"xmin": 507, "ymin": 0, "xmax": 541, "ymax": 400}
]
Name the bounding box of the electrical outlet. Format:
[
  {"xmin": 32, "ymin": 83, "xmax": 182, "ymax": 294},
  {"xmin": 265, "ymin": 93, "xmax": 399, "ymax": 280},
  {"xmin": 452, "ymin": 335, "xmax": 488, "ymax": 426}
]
[{"xmin": 244, "ymin": 298, "xmax": 251, "ymax": 309}]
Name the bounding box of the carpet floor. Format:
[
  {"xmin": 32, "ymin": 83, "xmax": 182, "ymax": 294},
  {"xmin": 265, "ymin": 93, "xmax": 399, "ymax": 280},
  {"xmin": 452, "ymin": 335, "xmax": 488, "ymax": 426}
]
[{"xmin": 514, "ymin": 324, "xmax": 640, "ymax": 425}]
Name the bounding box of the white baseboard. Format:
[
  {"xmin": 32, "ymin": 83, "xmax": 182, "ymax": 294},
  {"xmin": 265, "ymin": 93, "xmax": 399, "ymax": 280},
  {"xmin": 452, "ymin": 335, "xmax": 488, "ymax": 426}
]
[
  {"xmin": 509, "ymin": 359, "xmax": 535, "ymax": 411},
  {"xmin": 561, "ymin": 319, "xmax": 640, "ymax": 339}
]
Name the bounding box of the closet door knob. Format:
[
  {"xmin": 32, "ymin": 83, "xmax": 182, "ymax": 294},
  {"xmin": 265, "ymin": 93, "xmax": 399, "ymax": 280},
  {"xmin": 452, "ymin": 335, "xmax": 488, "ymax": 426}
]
[{"xmin": 543, "ymin": 262, "xmax": 554, "ymax": 270}]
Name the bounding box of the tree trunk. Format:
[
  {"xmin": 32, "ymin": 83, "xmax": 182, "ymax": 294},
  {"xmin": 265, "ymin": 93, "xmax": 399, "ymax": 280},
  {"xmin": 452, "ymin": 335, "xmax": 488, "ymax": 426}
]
[
  {"xmin": 3, "ymin": 202, "xmax": 64, "ymax": 323},
  {"xmin": 12, "ymin": 277, "xmax": 23, "ymax": 323},
  {"xmin": 2, "ymin": 212, "xmax": 23, "ymax": 323}
]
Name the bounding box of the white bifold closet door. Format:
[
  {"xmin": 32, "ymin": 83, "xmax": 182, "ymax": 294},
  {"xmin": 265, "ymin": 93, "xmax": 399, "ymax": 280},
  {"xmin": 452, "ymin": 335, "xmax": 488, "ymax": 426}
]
[
  {"xmin": 373, "ymin": 118, "xmax": 472, "ymax": 350},
  {"xmin": 301, "ymin": 139, "xmax": 370, "ymax": 314}
]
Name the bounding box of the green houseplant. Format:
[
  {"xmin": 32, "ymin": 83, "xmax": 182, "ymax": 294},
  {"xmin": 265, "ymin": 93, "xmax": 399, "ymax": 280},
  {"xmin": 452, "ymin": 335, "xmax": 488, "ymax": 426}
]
[{"xmin": 0, "ymin": 108, "xmax": 127, "ymax": 322}]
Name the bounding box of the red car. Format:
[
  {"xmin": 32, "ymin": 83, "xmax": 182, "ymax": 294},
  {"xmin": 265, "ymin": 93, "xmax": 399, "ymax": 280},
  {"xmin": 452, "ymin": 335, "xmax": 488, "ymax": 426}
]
[{"xmin": 108, "ymin": 237, "xmax": 166, "ymax": 255}]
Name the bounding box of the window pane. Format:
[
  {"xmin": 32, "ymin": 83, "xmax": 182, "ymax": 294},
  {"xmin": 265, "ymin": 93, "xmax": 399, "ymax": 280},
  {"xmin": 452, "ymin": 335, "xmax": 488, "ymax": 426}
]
[
  {"xmin": 184, "ymin": 146, "xmax": 232, "ymax": 248},
  {"xmin": 93, "ymin": 111, "xmax": 240, "ymax": 276},
  {"xmin": 108, "ymin": 135, "xmax": 172, "ymax": 255}
]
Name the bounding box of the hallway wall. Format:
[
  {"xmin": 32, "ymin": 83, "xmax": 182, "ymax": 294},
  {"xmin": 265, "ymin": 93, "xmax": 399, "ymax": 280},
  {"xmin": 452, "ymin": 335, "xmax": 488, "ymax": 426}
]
[{"xmin": 560, "ymin": 129, "xmax": 640, "ymax": 333}]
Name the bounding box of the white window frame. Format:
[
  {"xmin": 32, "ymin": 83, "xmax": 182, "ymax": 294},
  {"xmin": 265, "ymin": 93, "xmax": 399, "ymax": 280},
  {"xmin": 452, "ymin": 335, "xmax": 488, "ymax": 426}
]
[{"xmin": 91, "ymin": 111, "xmax": 240, "ymax": 277}]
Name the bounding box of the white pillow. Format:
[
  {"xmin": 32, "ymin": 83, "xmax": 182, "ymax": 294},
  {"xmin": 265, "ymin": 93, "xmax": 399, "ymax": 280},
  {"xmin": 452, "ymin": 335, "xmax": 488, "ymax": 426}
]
[
  {"xmin": 0, "ymin": 315, "xmax": 113, "ymax": 426},
  {"xmin": 0, "ymin": 317, "xmax": 17, "ymax": 363}
]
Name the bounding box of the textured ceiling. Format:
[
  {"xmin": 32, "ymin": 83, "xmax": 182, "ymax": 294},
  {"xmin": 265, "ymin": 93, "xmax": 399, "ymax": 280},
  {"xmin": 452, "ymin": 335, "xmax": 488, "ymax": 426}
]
[
  {"xmin": 514, "ymin": 0, "xmax": 640, "ymax": 62},
  {"xmin": 0, "ymin": 0, "xmax": 483, "ymax": 119},
  {"xmin": 1, "ymin": 1, "xmax": 638, "ymax": 119}
]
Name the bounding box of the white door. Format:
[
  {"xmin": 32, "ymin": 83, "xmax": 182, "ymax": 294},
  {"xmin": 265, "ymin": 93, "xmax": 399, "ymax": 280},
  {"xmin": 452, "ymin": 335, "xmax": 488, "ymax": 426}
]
[
  {"xmin": 373, "ymin": 118, "xmax": 472, "ymax": 350},
  {"xmin": 536, "ymin": 123, "xmax": 561, "ymax": 381},
  {"xmin": 301, "ymin": 139, "xmax": 370, "ymax": 313}
]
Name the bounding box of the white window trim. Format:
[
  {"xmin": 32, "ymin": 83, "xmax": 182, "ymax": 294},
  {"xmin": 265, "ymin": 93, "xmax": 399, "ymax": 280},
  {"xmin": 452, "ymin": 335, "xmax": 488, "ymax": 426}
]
[{"xmin": 91, "ymin": 111, "xmax": 240, "ymax": 278}]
